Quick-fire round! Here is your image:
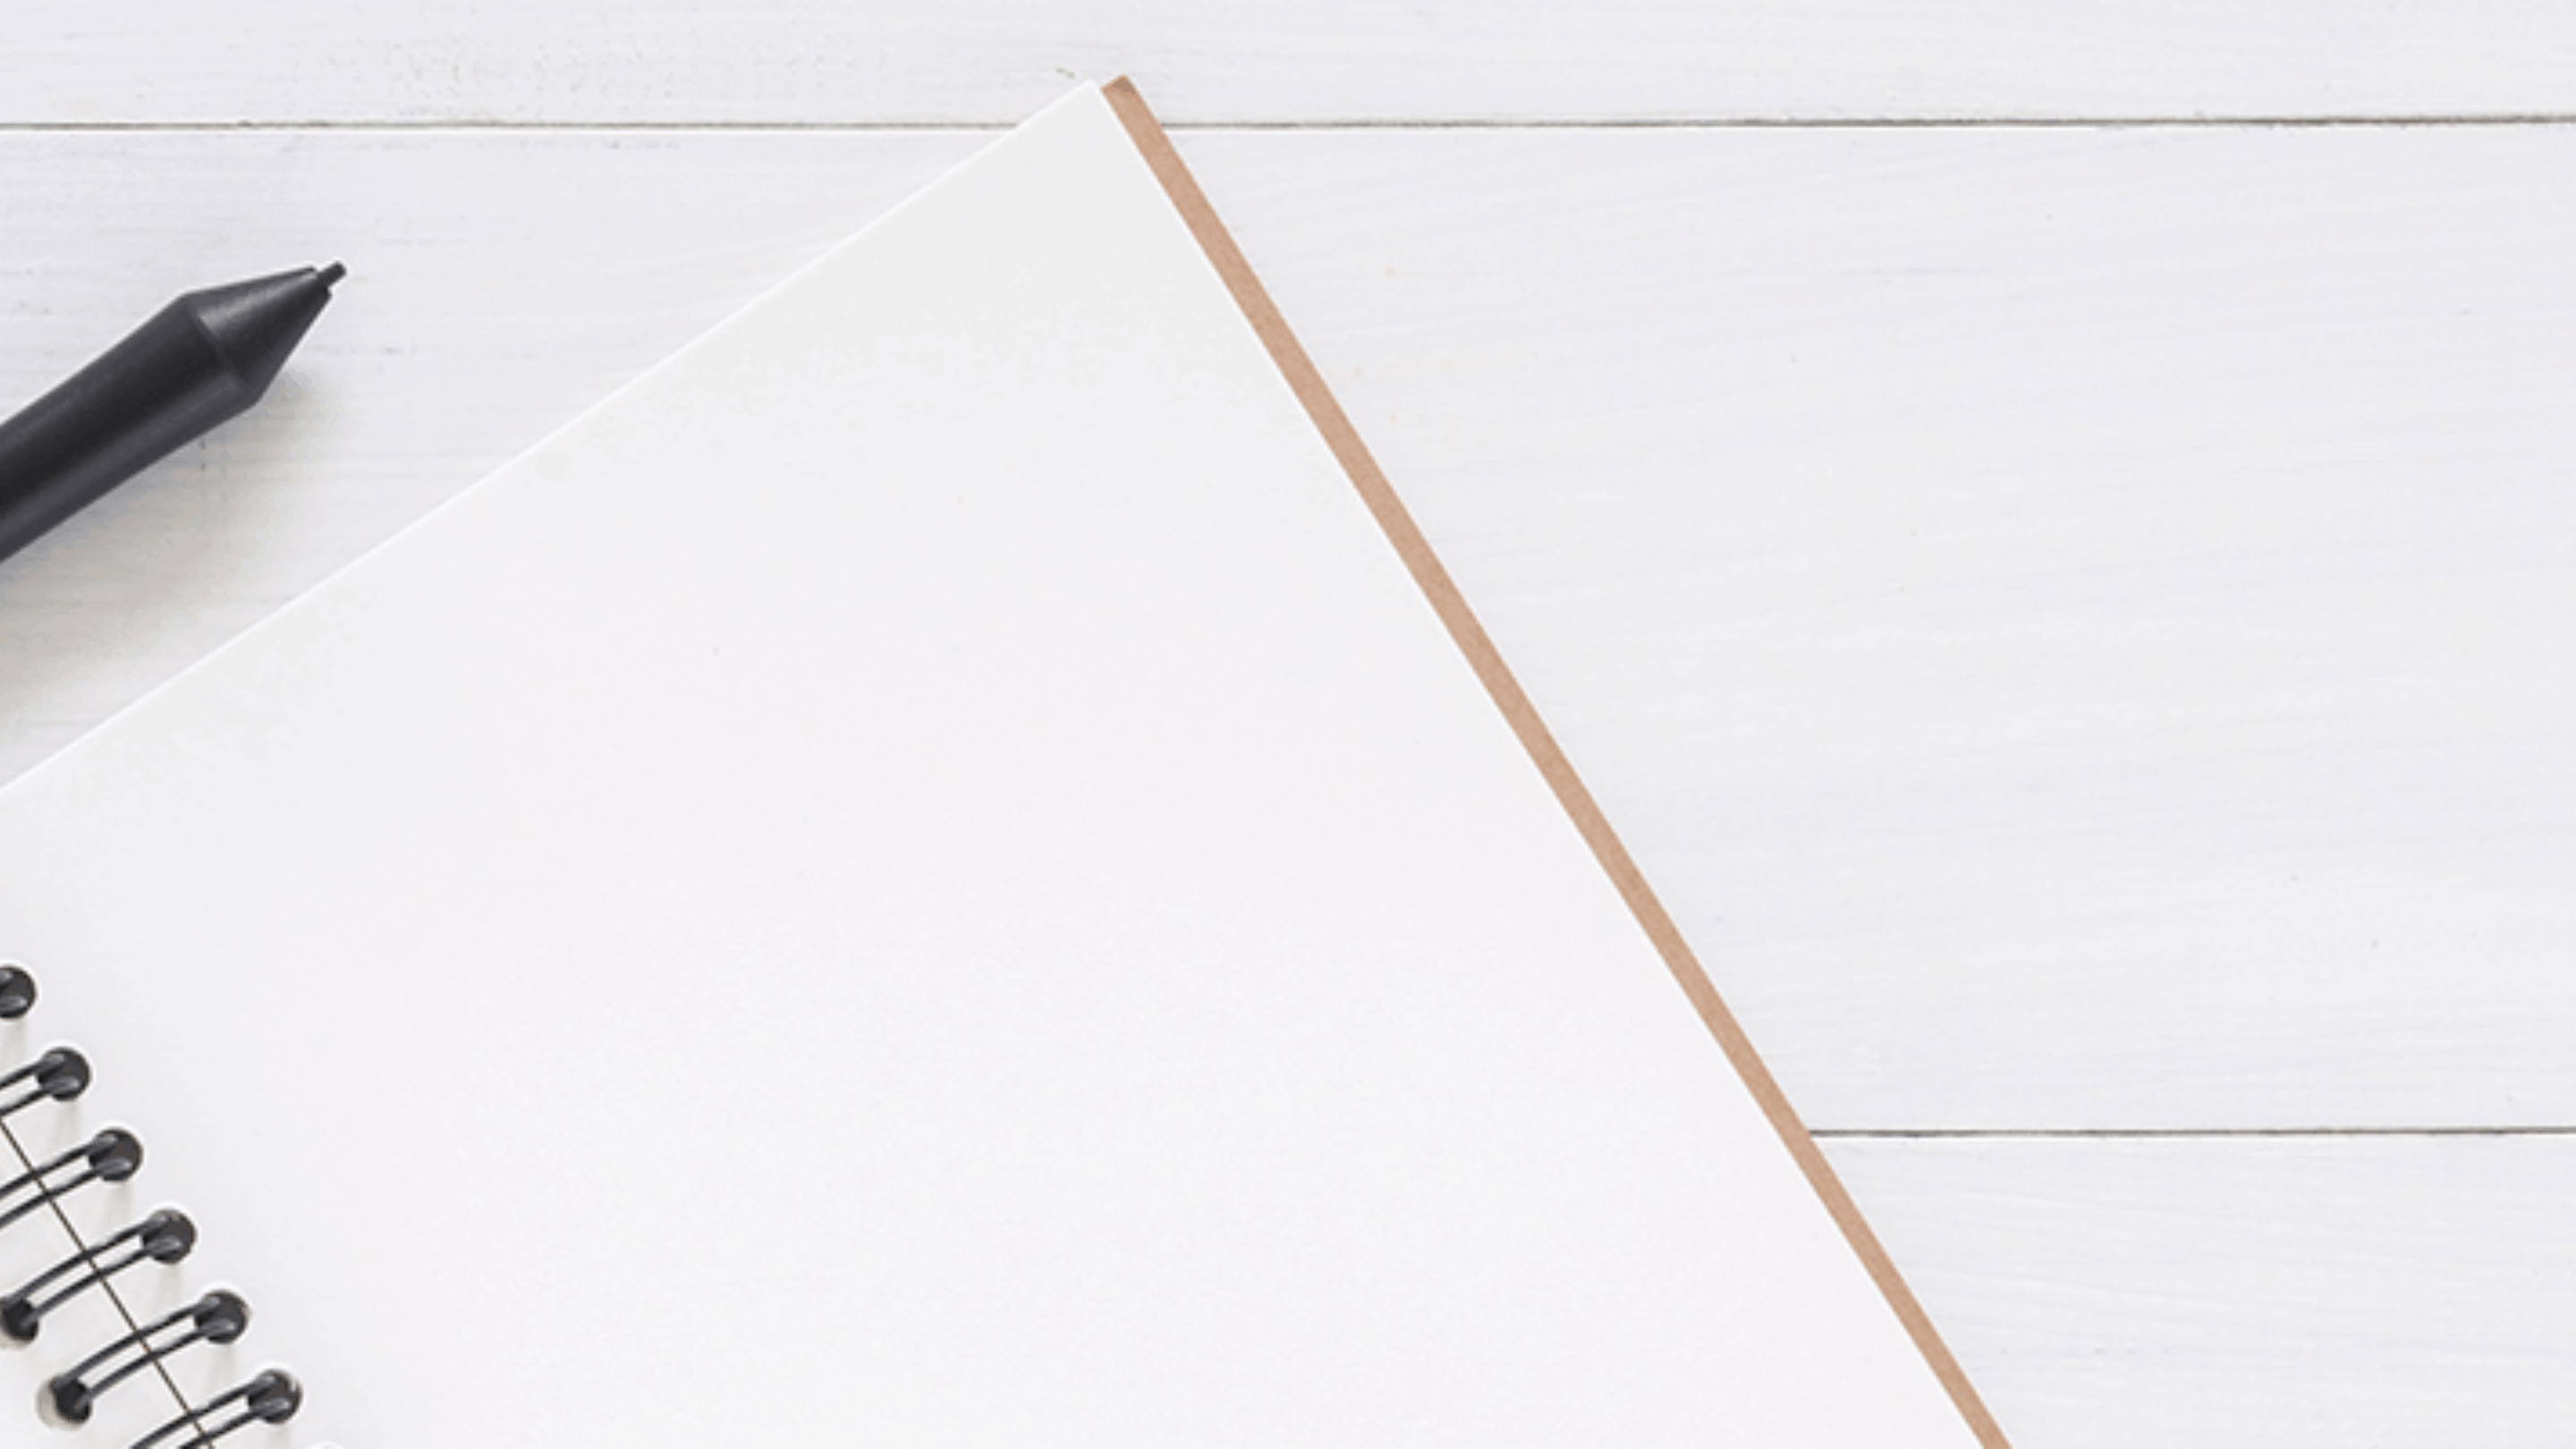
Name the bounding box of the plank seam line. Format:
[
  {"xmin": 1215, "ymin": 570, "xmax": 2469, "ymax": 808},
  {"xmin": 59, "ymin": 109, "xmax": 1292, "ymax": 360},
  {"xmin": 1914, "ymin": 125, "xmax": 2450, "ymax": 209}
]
[
  {"xmin": 1813, "ymin": 1126, "xmax": 2576, "ymax": 1140},
  {"xmin": 7, "ymin": 114, "xmax": 2576, "ymax": 133}
]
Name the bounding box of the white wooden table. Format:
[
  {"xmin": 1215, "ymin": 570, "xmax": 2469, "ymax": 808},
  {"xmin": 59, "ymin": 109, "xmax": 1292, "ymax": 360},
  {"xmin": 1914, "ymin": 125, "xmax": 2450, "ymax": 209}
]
[{"xmin": 6, "ymin": 8, "xmax": 2573, "ymax": 1444}]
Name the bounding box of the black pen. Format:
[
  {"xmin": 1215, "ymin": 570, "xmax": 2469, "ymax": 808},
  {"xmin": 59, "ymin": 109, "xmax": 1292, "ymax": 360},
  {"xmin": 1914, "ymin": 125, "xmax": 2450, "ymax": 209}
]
[{"xmin": 0, "ymin": 264, "xmax": 343, "ymax": 568}]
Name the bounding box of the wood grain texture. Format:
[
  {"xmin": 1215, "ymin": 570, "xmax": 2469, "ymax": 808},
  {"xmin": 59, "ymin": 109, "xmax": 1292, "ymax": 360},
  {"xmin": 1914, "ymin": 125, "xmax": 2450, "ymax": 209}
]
[
  {"xmin": 4, "ymin": 3, "xmax": 2576, "ymax": 124},
  {"xmin": 1142, "ymin": 124, "xmax": 2576, "ymax": 1134},
  {"xmin": 1828, "ymin": 1135, "xmax": 2576, "ymax": 1446},
  {"xmin": 8, "ymin": 126, "xmax": 2574, "ymax": 1126}
]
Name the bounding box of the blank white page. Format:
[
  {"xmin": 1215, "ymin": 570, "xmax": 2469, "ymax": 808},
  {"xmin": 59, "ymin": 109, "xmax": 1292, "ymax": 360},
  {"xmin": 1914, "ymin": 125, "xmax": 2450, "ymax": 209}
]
[{"xmin": 0, "ymin": 82, "xmax": 1985, "ymax": 1446}]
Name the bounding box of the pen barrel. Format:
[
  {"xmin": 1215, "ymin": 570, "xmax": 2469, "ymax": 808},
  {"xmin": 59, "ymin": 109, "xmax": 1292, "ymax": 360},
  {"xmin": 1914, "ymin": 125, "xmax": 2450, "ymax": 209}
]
[{"xmin": 0, "ymin": 302, "xmax": 258, "ymax": 567}]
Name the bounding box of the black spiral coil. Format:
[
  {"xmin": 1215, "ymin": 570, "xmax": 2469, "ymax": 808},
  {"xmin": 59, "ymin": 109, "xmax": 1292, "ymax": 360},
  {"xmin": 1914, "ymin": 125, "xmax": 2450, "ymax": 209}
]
[
  {"xmin": 0, "ymin": 1130, "xmax": 144, "ymax": 1236},
  {"xmin": 131, "ymin": 1371, "xmax": 302, "ymax": 1449},
  {"xmin": 0, "ymin": 963, "xmax": 309, "ymax": 1447},
  {"xmin": 48, "ymin": 1292, "xmax": 250, "ymax": 1427}
]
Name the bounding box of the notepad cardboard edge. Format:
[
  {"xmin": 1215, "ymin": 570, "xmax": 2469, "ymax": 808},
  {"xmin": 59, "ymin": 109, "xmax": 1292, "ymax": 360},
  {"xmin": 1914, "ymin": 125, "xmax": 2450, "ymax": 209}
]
[
  {"xmin": 1093, "ymin": 76, "xmax": 2010, "ymax": 1448},
  {"xmin": 0, "ymin": 74, "xmax": 2009, "ymax": 1447}
]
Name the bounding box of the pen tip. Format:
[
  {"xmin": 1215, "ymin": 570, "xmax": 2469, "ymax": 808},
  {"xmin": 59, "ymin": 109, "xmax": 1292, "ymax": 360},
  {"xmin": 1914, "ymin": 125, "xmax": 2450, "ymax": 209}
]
[{"xmin": 317, "ymin": 261, "xmax": 347, "ymax": 287}]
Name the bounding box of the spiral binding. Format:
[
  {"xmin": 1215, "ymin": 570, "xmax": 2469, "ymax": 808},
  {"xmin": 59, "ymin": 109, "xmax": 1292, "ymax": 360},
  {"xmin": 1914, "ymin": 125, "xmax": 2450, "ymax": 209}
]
[
  {"xmin": 0, "ymin": 1047, "xmax": 93, "ymax": 1121},
  {"xmin": 132, "ymin": 1371, "xmax": 301, "ymax": 1449},
  {"xmin": 48, "ymin": 1292, "xmax": 249, "ymax": 1427},
  {"xmin": 0, "ymin": 964, "xmax": 310, "ymax": 1447},
  {"xmin": 0, "ymin": 1131, "xmax": 143, "ymax": 1236}
]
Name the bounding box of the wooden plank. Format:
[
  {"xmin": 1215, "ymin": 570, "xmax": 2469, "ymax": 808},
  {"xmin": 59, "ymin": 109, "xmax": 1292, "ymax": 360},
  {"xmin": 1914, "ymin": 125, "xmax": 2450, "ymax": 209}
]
[
  {"xmin": 7, "ymin": 126, "xmax": 2576, "ymax": 1134},
  {"xmin": 4, "ymin": 4, "xmax": 2576, "ymax": 125},
  {"xmin": 1185, "ymin": 124, "xmax": 2576, "ymax": 1131},
  {"xmin": 1830, "ymin": 1134, "xmax": 2576, "ymax": 1446}
]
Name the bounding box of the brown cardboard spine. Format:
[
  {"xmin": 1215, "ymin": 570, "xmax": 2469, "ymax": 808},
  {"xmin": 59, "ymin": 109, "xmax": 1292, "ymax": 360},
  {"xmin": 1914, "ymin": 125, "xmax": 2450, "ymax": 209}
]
[{"xmin": 1100, "ymin": 74, "xmax": 2011, "ymax": 1449}]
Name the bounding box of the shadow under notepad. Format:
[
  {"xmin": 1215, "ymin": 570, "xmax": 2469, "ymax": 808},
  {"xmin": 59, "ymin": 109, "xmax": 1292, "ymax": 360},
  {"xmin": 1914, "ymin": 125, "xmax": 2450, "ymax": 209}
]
[{"xmin": 0, "ymin": 371, "xmax": 328, "ymax": 784}]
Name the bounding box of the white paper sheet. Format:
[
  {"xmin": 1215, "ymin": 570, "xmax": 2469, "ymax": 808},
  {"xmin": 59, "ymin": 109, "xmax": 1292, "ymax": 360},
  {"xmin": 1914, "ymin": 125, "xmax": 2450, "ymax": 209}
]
[{"xmin": 0, "ymin": 83, "xmax": 1982, "ymax": 1446}]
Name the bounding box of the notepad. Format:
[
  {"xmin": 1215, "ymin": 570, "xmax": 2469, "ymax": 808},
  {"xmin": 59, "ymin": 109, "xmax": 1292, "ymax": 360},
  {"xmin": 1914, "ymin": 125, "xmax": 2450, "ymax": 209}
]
[{"xmin": 0, "ymin": 81, "xmax": 1991, "ymax": 1446}]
